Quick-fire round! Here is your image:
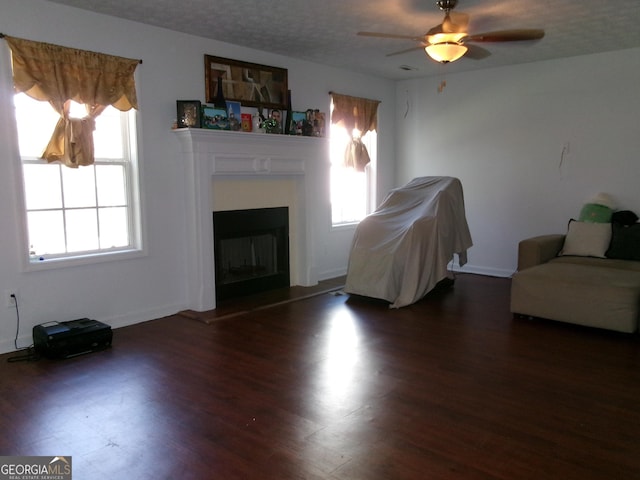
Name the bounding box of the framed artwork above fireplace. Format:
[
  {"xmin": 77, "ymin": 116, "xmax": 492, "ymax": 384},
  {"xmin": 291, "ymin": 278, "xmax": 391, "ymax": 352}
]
[{"xmin": 205, "ymin": 55, "xmax": 288, "ymax": 111}]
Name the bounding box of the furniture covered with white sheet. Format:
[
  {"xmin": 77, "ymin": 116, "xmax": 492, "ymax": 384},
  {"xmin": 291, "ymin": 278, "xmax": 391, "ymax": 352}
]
[{"xmin": 344, "ymin": 176, "xmax": 472, "ymax": 308}]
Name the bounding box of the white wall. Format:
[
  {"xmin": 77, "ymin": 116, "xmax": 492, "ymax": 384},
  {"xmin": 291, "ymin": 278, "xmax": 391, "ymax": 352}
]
[
  {"xmin": 396, "ymin": 48, "xmax": 640, "ymax": 277},
  {"xmin": 0, "ymin": 0, "xmax": 396, "ymax": 353}
]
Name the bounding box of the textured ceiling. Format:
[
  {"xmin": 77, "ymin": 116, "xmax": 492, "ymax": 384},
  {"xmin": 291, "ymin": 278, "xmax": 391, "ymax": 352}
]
[{"xmin": 43, "ymin": 0, "xmax": 640, "ymax": 79}]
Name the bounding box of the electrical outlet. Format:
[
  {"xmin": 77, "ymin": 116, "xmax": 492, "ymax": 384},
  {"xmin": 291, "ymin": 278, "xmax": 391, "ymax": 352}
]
[{"xmin": 5, "ymin": 290, "xmax": 17, "ymax": 308}]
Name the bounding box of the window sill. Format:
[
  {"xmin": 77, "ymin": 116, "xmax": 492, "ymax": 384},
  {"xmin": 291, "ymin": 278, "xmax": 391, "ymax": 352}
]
[
  {"xmin": 23, "ymin": 248, "xmax": 146, "ymax": 272},
  {"xmin": 331, "ymin": 221, "xmax": 360, "ymax": 232}
]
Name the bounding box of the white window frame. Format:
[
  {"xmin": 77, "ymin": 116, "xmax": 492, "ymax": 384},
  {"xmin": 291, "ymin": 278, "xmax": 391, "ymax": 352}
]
[
  {"xmin": 329, "ymin": 124, "xmax": 377, "ymax": 229},
  {"xmin": 12, "ymin": 98, "xmax": 145, "ymax": 271}
]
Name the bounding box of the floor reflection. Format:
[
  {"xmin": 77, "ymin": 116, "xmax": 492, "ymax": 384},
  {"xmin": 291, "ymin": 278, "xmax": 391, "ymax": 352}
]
[{"xmin": 321, "ymin": 310, "xmax": 361, "ymax": 401}]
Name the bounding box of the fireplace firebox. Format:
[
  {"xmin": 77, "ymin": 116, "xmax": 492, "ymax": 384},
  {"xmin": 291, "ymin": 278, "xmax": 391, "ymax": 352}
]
[{"xmin": 213, "ymin": 207, "xmax": 290, "ymax": 301}]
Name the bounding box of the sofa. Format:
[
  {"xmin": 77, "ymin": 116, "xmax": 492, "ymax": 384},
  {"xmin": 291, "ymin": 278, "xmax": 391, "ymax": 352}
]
[{"xmin": 510, "ymin": 220, "xmax": 640, "ymax": 333}]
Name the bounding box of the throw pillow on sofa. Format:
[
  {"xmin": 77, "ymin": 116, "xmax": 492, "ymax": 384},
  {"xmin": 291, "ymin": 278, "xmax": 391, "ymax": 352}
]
[
  {"xmin": 559, "ymin": 220, "xmax": 612, "ymax": 258},
  {"xmin": 578, "ymin": 203, "xmax": 613, "ymax": 223},
  {"xmin": 578, "ymin": 192, "xmax": 617, "ymax": 223},
  {"xmin": 606, "ymin": 223, "xmax": 640, "ymax": 261},
  {"xmin": 611, "ymin": 210, "xmax": 639, "ymax": 226}
]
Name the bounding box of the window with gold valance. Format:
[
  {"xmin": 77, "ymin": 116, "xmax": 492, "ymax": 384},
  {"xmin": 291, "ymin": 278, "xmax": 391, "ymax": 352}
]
[
  {"xmin": 3, "ymin": 35, "xmax": 140, "ymax": 168},
  {"xmin": 330, "ymin": 92, "xmax": 380, "ymax": 173},
  {"xmin": 329, "ymin": 92, "xmax": 380, "ymax": 225},
  {"xmin": 3, "ymin": 34, "xmax": 144, "ymax": 264}
]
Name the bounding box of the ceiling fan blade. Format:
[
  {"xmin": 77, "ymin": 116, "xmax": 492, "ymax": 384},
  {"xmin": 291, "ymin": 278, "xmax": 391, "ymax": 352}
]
[
  {"xmin": 357, "ymin": 31, "xmax": 422, "ymax": 41},
  {"xmin": 386, "ymin": 45, "xmax": 425, "ymax": 57},
  {"xmin": 464, "ymin": 44, "xmax": 492, "ymax": 60},
  {"xmin": 444, "ymin": 11, "xmax": 469, "ymax": 33},
  {"xmin": 464, "ymin": 29, "xmax": 545, "ymax": 43},
  {"xmin": 428, "ymin": 10, "xmax": 470, "ymax": 36},
  {"xmin": 426, "ymin": 23, "xmax": 445, "ymax": 36}
]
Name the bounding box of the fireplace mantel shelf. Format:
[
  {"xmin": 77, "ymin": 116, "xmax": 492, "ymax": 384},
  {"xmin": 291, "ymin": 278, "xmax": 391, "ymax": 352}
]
[
  {"xmin": 173, "ymin": 127, "xmax": 327, "ymax": 145},
  {"xmin": 174, "ymin": 128, "xmax": 328, "ymax": 176},
  {"xmin": 175, "ymin": 127, "xmax": 327, "ymax": 311}
]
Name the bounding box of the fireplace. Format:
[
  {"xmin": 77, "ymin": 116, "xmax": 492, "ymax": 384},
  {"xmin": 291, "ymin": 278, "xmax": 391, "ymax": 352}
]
[
  {"xmin": 174, "ymin": 128, "xmax": 327, "ymax": 311},
  {"xmin": 213, "ymin": 207, "xmax": 290, "ymax": 300}
]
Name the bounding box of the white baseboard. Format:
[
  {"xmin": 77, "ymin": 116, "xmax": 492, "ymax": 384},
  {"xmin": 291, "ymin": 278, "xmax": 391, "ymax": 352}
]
[
  {"xmin": 450, "ymin": 262, "xmax": 514, "ymax": 278},
  {"xmin": 317, "ymin": 267, "xmax": 348, "ymax": 282},
  {"xmin": 0, "ymin": 303, "xmax": 186, "ymax": 355},
  {"xmin": 104, "ymin": 303, "xmax": 186, "ymax": 329},
  {"xmin": 318, "ymin": 263, "xmax": 512, "ymax": 283},
  {"xmin": 0, "ymin": 336, "xmax": 34, "ymax": 356}
]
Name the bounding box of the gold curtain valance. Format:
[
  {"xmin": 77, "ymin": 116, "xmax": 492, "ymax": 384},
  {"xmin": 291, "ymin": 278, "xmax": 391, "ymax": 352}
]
[
  {"xmin": 3, "ymin": 35, "xmax": 140, "ymax": 167},
  {"xmin": 330, "ymin": 92, "xmax": 380, "ymax": 172},
  {"xmin": 5, "ymin": 35, "xmax": 140, "ymax": 110},
  {"xmin": 330, "ymin": 92, "xmax": 380, "ymax": 134}
]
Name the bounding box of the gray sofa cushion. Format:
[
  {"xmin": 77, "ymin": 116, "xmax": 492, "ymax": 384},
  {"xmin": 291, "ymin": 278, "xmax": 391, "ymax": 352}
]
[
  {"xmin": 511, "ymin": 261, "xmax": 640, "ymax": 333},
  {"xmin": 550, "ymin": 255, "xmax": 640, "ymax": 272}
]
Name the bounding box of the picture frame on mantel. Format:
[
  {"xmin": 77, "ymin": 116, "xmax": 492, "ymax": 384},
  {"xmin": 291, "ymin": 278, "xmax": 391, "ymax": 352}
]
[
  {"xmin": 176, "ymin": 100, "xmax": 202, "ymax": 128},
  {"xmin": 204, "ymin": 55, "xmax": 288, "ymax": 111},
  {"xmin": 201, "ymin": 105, "xmax": 229, "ymax": 130}
]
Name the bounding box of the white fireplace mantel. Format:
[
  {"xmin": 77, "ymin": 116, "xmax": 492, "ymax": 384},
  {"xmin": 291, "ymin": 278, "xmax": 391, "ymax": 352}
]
[{"xmin": 174, "ymin": 128, "xmax": 328, "ymax": 311}]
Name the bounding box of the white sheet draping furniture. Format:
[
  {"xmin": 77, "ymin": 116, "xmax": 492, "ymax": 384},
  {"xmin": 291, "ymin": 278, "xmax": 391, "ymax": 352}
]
[{"xmin": 344, "ymin": 176, "xmax": 473, "ymax": 308}]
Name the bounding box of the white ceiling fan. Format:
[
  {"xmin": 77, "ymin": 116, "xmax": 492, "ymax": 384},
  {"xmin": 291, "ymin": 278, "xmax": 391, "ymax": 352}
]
[{"xmin": 358, "ymin": 0, "xmax": 545, "ymax": 64}]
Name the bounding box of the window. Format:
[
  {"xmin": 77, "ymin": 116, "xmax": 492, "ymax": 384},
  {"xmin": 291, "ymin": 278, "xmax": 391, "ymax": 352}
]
[
  {"xmin": 329, "ymin": 94, "xmax": 379, "ymax": 226},
  {"xmin": 329, "ymin": 124, "xmax": 376, "ymax": 225},
  {"xmin": 13, "ymin": 93, "xmax": 142, "ymax": 265}
]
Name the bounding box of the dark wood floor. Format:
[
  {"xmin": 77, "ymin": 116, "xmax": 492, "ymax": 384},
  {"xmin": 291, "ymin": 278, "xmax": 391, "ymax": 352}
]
[
  {"xmin": 1, "ymin": 273, "xmax": 639, "ymax": 479},
  {"xmin": 179, "ymin": 276, "xmax": 347, "ymax": 323}
]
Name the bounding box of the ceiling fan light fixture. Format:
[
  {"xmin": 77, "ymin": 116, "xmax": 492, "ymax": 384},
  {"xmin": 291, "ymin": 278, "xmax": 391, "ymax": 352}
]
[
  {"xmin": 426, "ymin": 32, "xmax": 467, "ymax": 44},
  {"xmin": 425, "ymin": 42, "xmax": 468, "ymax": 63}
]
